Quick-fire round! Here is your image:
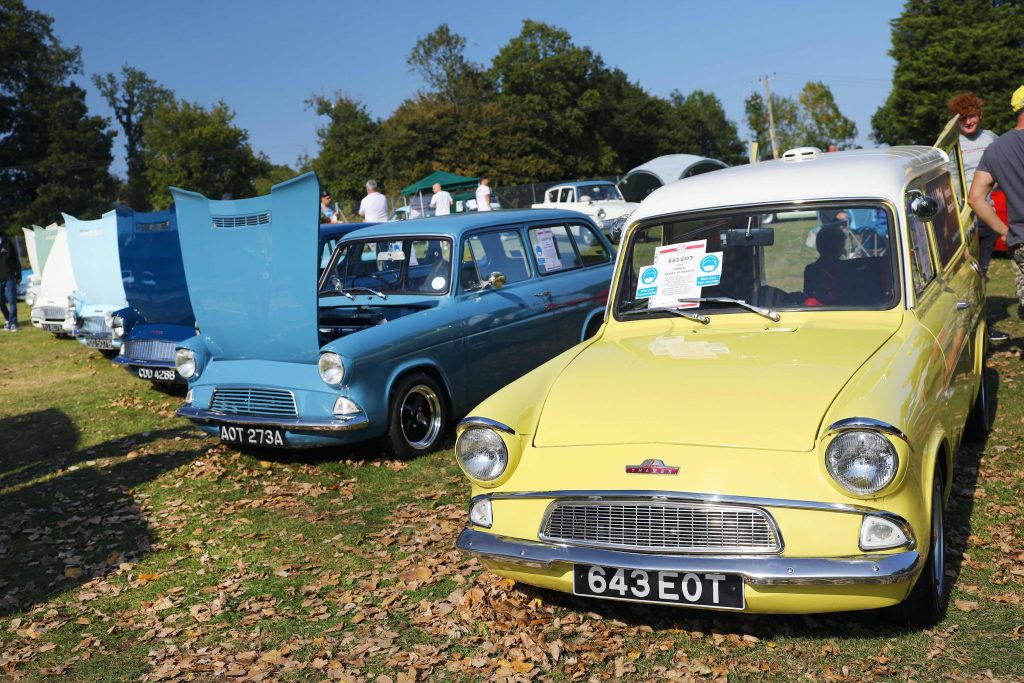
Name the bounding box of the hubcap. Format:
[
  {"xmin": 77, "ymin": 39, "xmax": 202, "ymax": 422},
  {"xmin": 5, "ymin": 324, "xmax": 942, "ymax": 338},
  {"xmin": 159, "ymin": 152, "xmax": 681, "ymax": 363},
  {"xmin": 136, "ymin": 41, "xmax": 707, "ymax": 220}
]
[{"xmin": 400, "ymin": 385, "xmax": 442, "ymax": 450}]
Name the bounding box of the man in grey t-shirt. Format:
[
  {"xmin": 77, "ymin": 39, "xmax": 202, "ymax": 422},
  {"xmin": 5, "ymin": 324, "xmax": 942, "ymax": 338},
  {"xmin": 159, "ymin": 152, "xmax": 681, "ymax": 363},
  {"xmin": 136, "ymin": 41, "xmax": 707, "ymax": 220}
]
[{"xmin": 969, "ymin": 85, "xmax": 1024, "ymax": 320}]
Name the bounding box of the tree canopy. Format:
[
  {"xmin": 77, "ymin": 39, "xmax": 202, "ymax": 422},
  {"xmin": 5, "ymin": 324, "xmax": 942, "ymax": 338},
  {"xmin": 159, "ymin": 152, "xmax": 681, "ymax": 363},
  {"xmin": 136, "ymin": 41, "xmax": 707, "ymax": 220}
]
[
  {"xmin": 746, "ymin": 81, "xmax": 857, "ymax": 158},
  {"xmin": 872, "ymin": 0, "xmax": 1024, "ymax": 145}
]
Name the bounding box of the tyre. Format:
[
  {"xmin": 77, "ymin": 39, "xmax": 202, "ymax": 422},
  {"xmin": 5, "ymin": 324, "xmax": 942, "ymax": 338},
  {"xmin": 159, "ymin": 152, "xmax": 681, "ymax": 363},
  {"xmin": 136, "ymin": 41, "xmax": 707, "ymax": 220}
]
[
  {"xmin": 898, "ymin": 470, "xmax": 949, "ymax": 627},
  {"xmin": 964, "ymin": 335, "xmax": 991, "ymax": 442},
  {"xmin": 385, "ymin": 373, "xmax": 447, "ymax": 459}
]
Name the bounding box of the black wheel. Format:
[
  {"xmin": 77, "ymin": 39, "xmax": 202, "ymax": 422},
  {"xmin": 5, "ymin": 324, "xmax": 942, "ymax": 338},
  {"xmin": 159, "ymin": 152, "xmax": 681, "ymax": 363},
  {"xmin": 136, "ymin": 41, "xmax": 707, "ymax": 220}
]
[
  {"xmin": 898, "ymin": 470, "xmax": 949, "ymax": 627},
  {"xmin": 385, "ymin": 373, "xmax": 446, "ymax": 459},
  {"xmin": 964, "ymin": 335, "xmax": 991, "ymax": 442},
  {"xmin": 99, "ymin": 348, "xmax": 119, "ymax": 359}
]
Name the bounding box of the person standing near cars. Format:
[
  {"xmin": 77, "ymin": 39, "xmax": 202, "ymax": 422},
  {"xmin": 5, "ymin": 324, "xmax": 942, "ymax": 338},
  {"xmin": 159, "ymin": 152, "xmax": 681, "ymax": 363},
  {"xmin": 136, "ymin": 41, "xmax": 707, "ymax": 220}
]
[
  {"xmin": 358, "ymin": 180, "xmax": 389, "ymax": 223},
  {"xmin": 320, "ymin": 189, "xmax": 340, "ymax": 223},
  {"xmin": 949, "ymin": 92, "xmax": 1008, "ymax": 342},
  {"xmin": 0, "ymin": 231, "xmax": 22, "ymax": 331},
  {"xmin": 429, "ymin": 182, "xmax": 453, "ymax": 216},
  {"xmin": 475, "ymin": 176, "xmax": 492, "ymax": 212},
  {"xmin": 968, "ymin": 85, "xmax": 1024, "ymax": 326}
]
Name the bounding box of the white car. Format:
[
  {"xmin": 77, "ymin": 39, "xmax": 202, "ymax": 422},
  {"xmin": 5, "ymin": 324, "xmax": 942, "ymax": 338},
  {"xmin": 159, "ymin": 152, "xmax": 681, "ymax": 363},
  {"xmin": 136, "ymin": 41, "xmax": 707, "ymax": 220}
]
[
  {"xmin": 532, "ymin": 180, "xmax": 637, "ymax": 238},
  {"xmin": 29, "ymin": 224, "xmax": 78, "ymax": 335}
]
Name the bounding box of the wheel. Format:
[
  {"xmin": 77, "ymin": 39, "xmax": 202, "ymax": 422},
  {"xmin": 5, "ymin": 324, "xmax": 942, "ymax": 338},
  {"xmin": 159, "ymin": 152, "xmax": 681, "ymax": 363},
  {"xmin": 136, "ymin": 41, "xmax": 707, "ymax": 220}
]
[
  {"xmin": 964, "ymin": 335, "xmax": 991, "ymax": 442},
  {"xmin": 898, "ymin": 470, "xmax": 949, "ymax": 626},
  {"xmin": 99, "ymin": 348, "xmax": 119, "ymax": 359},
  {"xmin": 385, "ymin": 373, "xmax": 447, "ymax": 459}
]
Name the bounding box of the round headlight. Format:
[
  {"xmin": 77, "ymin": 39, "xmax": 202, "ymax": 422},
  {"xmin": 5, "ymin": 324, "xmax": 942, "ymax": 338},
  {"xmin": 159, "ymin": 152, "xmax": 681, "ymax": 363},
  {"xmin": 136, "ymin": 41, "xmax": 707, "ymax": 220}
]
[
  {"xmin": 111, "ymin": 315, "xmax": 125, "ymax": 338},
  {"xmin": 174, "ymin": 348, "xmax": 197, "ymax": 379},
  {"xmin": 825, "ymin": 431, "xmax": 898, "ymax": 495},
  {"xmin": 318, "ymin": 352, "xmax": 345, "ymax": 385},
  {"xmin": 456, "ymin": 427, "xmax": 508, "ymax": 481},
  {"xmin": 596, "ymin": 208, "xmax": 607, "ymax": 220}
]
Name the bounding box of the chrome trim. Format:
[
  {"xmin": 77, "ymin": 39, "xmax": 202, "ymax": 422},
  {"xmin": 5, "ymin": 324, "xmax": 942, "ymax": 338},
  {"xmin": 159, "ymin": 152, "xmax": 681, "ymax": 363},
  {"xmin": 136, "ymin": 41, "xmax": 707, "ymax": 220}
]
[
  {"xmin": 825, "ymin": 417, "xmax": 908, "ymax": 443},
  {"xmin": 177, "ymin": 405, "xmax": 370, "ymax": 432},
  {"xmin": 538, "ymin": 499, "xmax": 784, "ymax": 554},
  {"xmin": 457, "ymin": 529, "xmax": 921, "ymax": 586},
  {"xmin": 482, "ymin": 490, "xmax": 891, "ymax": 517},
  {"xmin": 457, "ymin": 416, "xmax": 516, "ymax": 435}
]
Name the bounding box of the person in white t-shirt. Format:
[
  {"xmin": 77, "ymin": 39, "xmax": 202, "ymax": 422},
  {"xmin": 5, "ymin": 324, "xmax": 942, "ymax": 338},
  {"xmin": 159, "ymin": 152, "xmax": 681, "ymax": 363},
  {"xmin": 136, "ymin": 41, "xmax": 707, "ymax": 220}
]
[
  {"xmin": 358, "ymin": 180, "xmax": 389, "ymax": 223},
  {"xmin": 475, "ymin": 176, "xmax": 492, "ymax": 212},
  {"xmin": 429, "ymin": 183, "xmax": 453, "ymax": 216}
]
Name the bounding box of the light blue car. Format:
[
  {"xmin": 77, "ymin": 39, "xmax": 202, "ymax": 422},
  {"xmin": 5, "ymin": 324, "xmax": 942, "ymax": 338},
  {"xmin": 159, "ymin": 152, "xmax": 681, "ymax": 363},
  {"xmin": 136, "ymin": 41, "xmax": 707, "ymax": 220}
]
[
  {"xmin": 173, "ymin": 173, "xmax": 615, "ymax": 457},
  {"xmin": 63, "ymin": 210, "xmax": 127, "ymax": 353}
]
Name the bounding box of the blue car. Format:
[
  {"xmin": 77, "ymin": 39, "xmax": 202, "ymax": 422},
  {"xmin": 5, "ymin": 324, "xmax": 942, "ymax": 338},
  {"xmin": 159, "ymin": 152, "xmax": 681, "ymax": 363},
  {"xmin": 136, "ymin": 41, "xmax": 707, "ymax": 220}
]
[
  {"xmin": 112, "ymin": 205, "xmax": 362, "ymax": 384},
  {"xmin": 173, "ymin": 173, "xmax": 615, "ymax": 457}
]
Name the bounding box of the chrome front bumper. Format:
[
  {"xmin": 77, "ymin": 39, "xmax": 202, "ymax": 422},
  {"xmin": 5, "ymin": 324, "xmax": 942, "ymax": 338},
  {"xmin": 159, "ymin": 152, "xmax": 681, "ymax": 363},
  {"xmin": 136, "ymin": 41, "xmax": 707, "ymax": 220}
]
[
  {"xmin": 457, "ymin": 528, "xmax": 921, "ymax": 586},
  {"xmin": 177, "ymin": 405, "xmax": 370, "ymax": 432}
]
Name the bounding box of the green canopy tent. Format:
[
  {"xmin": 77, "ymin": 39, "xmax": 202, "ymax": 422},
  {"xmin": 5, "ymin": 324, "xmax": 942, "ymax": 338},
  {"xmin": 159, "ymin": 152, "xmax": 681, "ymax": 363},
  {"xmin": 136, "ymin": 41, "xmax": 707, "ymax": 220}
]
[{"xmin": 400, "ymin": 171, "xmax": 479, "ymax": 216}]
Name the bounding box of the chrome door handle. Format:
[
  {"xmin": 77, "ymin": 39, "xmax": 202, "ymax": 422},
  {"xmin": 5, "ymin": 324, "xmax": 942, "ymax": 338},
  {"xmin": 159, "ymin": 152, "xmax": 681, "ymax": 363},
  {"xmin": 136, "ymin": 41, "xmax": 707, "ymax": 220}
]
[
  {"xmin": 534, "ymin": 291, "xmax": 552, "ymax": 298},
  {"xmin": 956, "ymin": 300, "xmax": 971, "ymax": 310}
]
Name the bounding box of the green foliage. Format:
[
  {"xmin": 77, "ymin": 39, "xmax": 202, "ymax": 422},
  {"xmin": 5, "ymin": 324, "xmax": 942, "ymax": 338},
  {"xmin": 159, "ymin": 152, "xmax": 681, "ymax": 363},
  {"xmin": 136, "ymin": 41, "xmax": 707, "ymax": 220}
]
[
  {"xmin": 92, "ymin": 65, "xmax": 173, "ymax": 210},
  {"xmin": 304, "ymin": 93, "xmax": 382, "ymax": 215},
  {"xmin": 141, "ymin": 99, "xmax": 269, "ymax": 208},
  {"xmin": 254, "ymin": 162, "xmax": 297, "ymax": 197},
  {"xmin": 746, "ymin": 81, "xmax": 856, "ymax": 158},
  {"xmin": 0, "ymin": 0, "xmax": 115, "ymax": 231},
  {"xmin": 661, "ymin": 90, "xmax": 746, "ymax": 165},
  {"xmin": 872, "ymin": 0, "xmax": 1024, "ymax": 145}
]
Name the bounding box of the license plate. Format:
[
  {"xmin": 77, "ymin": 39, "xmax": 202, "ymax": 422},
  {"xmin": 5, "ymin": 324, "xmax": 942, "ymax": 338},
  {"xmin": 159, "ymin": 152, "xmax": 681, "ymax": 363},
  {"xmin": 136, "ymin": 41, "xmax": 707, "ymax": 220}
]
[
  {"xmin": 219, "ymin": 425, "xmax": 286, "ymax": 447},
  {"xmin": 42, "ymin": 323, "xmax": 62, "ymax": 333},
  {"xmin": 86, "ymin": 337, "xmax": 113, "ymax": 350},
  {"xmin": 136, "ymin": 367, "xmax": 177, "ymax": 382},
  {"xmin": 573, "ymin": 564, "xmax": 744, "ymax": 610}
]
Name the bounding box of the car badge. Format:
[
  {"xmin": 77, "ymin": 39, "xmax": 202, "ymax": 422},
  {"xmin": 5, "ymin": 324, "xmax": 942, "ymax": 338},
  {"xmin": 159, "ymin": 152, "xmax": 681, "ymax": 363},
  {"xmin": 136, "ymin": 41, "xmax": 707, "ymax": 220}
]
[{"xmin": 625, "ymin": 459, "xmax": 679, "ymax": 475}]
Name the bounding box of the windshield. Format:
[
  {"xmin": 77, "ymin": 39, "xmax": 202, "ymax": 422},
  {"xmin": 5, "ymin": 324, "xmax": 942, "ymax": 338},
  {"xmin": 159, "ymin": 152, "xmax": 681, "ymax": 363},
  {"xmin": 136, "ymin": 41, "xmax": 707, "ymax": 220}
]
[
  {"xmin": 320, "ymin": 237, "xmax": 454, "ymax": 296},
  {"xmin": 616, "ymin": 204, "xmax": 898, "ymax": 318},
  {"xmin": 581, "ymin": 184, "xmax": 624, "ymax": 201}
]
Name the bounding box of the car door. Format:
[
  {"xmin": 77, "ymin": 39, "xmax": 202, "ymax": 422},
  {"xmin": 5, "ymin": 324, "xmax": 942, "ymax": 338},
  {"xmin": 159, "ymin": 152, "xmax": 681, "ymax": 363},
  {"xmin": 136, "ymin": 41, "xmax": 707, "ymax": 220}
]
[{"xmin": 460, "ymin": 225, "xmax": 556, "ymax": 408}]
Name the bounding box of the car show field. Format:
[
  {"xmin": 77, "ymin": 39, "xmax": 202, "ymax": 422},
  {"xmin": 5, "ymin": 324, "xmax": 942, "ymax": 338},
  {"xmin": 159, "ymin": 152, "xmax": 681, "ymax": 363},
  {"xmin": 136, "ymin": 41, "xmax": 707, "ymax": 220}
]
[{"xmin": 1, "ymin": 258, "xmax": 1023, "ymax": 681}]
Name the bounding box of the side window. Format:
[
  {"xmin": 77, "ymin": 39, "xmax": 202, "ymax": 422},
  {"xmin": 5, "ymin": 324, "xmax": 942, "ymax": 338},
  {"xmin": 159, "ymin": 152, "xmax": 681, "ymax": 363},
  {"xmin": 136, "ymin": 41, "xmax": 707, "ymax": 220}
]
[
  {"xmin": 529, "ymin": 225, "xmax": 582, "ymax": 275},
  {"xmin": 906, "ymin": 208, "xmax": 936, "ymax": 296},
  {"xmin": 559, "ymin": 188, "xmax": 573, "ymax": 202},
  {"xmin": 461, "ymin": 229, "xmax": 531, "ymax": 289},
  {"xmin": 946, "ymin": 145, "xmax": 966, "ymax": 208},
  {"xmin": 320, "ymin": 238, "xmax": 338, "ymax": 271},
  {"xmin": 546, "ymin": 188, "xmax": 558, "ymax": 203},
  {"xmin": 925, "ymin": 175, "xmax": 963, "ymax": 268},
  {"xmin": 569, "ymin": 224, "xmax": 612, "ymax": 266}
]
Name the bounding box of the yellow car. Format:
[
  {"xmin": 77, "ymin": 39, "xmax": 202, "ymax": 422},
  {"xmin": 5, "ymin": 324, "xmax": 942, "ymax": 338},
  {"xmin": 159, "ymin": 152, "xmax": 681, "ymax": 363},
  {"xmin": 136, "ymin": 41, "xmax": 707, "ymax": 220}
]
[{"xmin": 454, "ymin": 125, "xmax": 987, "ymax": 625}]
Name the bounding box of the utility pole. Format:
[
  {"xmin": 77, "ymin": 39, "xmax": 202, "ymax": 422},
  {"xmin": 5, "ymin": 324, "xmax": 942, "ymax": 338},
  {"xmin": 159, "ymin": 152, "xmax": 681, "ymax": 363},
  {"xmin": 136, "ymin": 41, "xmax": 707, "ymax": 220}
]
[{"xmin": 762, "ymin": 74, "xmax": 779, "ymax": 159}]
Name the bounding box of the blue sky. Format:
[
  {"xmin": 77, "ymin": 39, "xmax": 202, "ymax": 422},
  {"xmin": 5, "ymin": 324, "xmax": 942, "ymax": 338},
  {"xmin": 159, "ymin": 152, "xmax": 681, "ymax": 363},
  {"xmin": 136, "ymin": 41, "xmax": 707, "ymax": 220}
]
[{"xmin": 31, "ymin": 0, "xmax": 903, "ymax": 178}]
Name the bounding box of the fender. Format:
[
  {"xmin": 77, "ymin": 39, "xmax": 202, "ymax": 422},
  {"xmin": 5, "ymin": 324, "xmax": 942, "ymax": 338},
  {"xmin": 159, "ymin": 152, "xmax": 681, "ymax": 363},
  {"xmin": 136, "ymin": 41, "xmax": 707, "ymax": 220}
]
[
  {"xmin": 579, "ymin": 307, "xmax": 606, "ymax": 343},
  {"xmin": 385, "ymin": 356, "xmax": 460, "ymax": 416}
]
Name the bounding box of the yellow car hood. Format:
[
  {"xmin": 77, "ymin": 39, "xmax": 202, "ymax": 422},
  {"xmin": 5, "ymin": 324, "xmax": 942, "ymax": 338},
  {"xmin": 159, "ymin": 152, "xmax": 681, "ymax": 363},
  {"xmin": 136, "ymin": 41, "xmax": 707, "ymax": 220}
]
[{"xmin": 533, "ymin": 316, "xmax": 901, "ymax": 451}]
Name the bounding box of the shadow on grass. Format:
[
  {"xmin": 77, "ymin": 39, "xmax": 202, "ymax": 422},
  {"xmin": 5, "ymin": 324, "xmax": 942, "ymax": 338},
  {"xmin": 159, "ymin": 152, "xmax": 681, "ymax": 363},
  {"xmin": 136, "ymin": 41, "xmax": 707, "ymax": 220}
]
[
  {"xmin": 229, "ymin": 429, "xmax": 457, "ymax": 466},
  {"xmin": 0, "ymin": 410, "xmax": 200, "ymax": 617}
]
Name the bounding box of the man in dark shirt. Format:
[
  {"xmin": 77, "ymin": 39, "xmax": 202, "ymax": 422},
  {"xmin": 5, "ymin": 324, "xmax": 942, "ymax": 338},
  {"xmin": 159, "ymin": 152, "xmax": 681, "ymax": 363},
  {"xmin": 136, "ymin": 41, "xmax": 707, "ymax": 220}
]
[
  {"xmin": 968, "ymin": 85, "xmax": 1024, "ymax": 322},
  {"xmin": 0, "ymin": 231, "xmax": 22, "ymax": 331}
]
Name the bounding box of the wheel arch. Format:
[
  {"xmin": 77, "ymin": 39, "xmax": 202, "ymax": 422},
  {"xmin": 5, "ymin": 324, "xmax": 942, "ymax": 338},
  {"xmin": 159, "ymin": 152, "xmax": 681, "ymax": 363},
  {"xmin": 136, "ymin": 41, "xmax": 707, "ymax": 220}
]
[
  {"xmin": 580, "ymin": 307, "xmax": 605, "ymax": 343},
  {"xmin": 386, "ymin": 360, "xmax": 455, "ymax": 419}
]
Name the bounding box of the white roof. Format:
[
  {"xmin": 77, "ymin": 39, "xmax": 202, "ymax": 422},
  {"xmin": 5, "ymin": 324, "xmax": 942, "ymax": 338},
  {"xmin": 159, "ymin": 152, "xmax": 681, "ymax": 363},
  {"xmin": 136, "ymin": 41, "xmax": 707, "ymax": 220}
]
[
  {"xmin": 622, "ymin": 154, "xmax": 726, "ymax": 184},
  {"xmin": 629, "ymin": 146, "xmax": 947, "ymax": 224}
]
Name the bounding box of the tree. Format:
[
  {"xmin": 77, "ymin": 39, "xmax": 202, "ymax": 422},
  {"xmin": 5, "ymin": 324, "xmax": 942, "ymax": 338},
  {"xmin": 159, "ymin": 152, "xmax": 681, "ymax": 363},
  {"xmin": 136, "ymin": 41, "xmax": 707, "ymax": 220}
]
[
  {"xmin": 140, "ymin": 99, "xmax": 269, "ymax": 208},
  {"xmin": 92, "ymin": 65, "xmax": 173, "ymax": 209},
  {"xmin": 0, "ymin": 0, "xmax": 115, "ymax": 230},
  {"xmin": 406, "ymin": 24, "xmax": 489, "ymax": 106},
  {"xmin": 746, "ymin": 81, "xmax": 855, "ymax": 157},
  {"xmin": 254, "ymin": 163, "xmax": 297, "ymax": 197},
  {"xmin": 305, "ymin": 93, "xmax": 382, "ymax": 215},
  {"xmin": 661, "ymin": 90, "xmax": 745, "ymax": 165},
  {"xmin": 872, "ymin": 0, "xmax": 1024, "ymax": 145},
  {"xmin": 746, "ymin": 92, "xmax": 801, "ymax": 157}
]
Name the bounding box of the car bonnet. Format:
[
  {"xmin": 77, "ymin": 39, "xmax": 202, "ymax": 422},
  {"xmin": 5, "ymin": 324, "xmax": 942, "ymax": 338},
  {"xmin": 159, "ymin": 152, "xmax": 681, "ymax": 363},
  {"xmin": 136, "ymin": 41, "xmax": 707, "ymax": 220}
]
[
  {"xmin": 171, "ymin": 173, "xmax": 320, "ymax": 363},
  {"xmin": 63, "ymin": 210, "xmax": 125, "ymax": 307},
  {"xmin": 37, "ymin": 226, "xmax": 77, "ymax": 304},
  {"xmin": 116, "ymin": 206, "xmax": 195, "ymax": 327}
]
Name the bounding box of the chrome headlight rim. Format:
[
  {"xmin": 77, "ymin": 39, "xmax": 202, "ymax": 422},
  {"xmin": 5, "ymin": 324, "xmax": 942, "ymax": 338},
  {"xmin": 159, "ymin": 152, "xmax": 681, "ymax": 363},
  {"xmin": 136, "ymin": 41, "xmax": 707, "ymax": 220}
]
[
  {"xmin": 456, "ymin": 426, "xmax": 509, "ymax": 482},
  {"xmin": 174, "ymin": 347, "xmax": 198, "ymax": 380},
  {"xmin": 825, "ymin": 429, "xmax": 899, "ymax": 496},
  {"xmin": 110, "ymin": 315, "xmax": 125, "ymax": 338},
  {"xmin": 318, "ymin": 352, "xmax": 345, "ymax": 386}
]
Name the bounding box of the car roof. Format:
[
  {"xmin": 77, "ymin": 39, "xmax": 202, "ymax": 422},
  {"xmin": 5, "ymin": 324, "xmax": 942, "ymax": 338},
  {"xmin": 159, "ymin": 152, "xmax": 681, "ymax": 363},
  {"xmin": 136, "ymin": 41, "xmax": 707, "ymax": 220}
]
[
  {"xmin": 549, "ymin": 180, "xmax": 617, "ymax": 190},
  {"xmin": 319, "ymin": 222, "xmax": 376, "ymax": 240},
  {"xmin": 630, "ymin": 146, "xmax": 947, "ymax": 224},
  {"xmin": 337, "ymin": 208, "xmax": 595, "ymax": 239}
]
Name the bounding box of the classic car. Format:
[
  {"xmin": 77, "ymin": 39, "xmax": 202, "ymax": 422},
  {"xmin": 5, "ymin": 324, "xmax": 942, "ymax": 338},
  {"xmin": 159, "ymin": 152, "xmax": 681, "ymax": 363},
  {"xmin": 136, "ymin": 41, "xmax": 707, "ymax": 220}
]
[
  {"xmin": 29, "ymin": 223, "xmax": 78, "ymax": 335},
  {"xmin": 63, "ymin": 211, "xmax": 126, "ymax": 353},
  {"xmin": 21, "ymin": 224, "xmax": 56, "ymax": 307},
  {"xmin": 618, "ymin": 154, "xmax": 727, "ymax": 203},
  {"xmin": 531, "ymin": 180, "xmax": 638, "ymax": 238},
  {"xmin": 455, "ymin": 131, "xmax": 986, "ymax": 625},
  {"xmin": 173, "ymin": 173, "xmax": 615, "ymax": 457}
]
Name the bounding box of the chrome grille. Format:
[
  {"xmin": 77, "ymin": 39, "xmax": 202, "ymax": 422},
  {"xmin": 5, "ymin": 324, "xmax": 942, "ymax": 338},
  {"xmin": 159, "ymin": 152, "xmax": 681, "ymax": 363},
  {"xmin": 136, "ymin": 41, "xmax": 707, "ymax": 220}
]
[
  {"xmin": 123, "ymin": 339, "xmax": 177, "ymax": 362},
  {"xmin": 540, "ymin": 501, "xmax": 781, "ymax": 554},
  {"xmin": 80, "ymin": 316, "xmax": 111, "ymax": 336},
  {"xmin": 210, "ymin": 387, "xmax": 297, "ymax": 417},
  {"xmin": 32, "ymin": 306, "xmax": 66, "ymax": 321},
  {"xmin": 212, "ymin": 212, "xmax": 270, "ymax": 228}
]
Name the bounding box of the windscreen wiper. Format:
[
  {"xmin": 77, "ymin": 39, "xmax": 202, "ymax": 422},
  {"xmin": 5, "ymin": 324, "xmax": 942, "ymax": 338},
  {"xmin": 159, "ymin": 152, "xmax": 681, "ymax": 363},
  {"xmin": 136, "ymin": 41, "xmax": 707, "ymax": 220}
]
[
  {"xmin": 678, "ymin": 297, "xmax": 779, "ymax": 322},
  {"xmin": 340, "ymin": 286, "xmax": 389, "ymax": 300},
  {"xmin": 621, "ymin": 305, "xmax": 710, "ymax": 325}
]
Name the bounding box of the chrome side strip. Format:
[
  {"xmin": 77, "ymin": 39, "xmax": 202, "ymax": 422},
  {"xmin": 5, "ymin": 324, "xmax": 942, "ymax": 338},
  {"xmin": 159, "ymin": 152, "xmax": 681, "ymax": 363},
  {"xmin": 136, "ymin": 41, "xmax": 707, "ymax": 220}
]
[
  {"xmin": 458, "ymin": 416, "xmax": 516, "ymax": 435},
  {"xmin": 177, "ymin": 405, "xmax": 370, "ymax": 432},
  {"xmin": 825, "ymin": 417, "xmax": 909, "ymax": 443},
  {"xmin": 457, "ymin": 528, "xmax": 921, "ymax": 586}
]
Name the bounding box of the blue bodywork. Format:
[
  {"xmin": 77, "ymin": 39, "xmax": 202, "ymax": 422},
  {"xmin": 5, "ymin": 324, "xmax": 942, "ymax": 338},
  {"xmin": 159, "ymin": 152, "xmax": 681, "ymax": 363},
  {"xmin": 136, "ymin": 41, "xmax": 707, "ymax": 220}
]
[
  {"xmin": 63, "ymin": 210, "xmax": 126, "ymax": 351},
  {"xmin": 174, "ymin": 172, "xmax": 614, "ymax": 451}
]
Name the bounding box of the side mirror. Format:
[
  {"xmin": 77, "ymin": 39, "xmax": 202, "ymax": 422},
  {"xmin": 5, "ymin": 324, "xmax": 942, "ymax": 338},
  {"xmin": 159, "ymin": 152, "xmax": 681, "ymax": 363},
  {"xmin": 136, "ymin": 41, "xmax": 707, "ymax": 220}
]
[
  {"xmin": 908, "ymin": 191, "xmax": 940, "ymax": 221},
  {"xmin": 484, "ymin": 272, "xmax": 506, "ymax": 290}
]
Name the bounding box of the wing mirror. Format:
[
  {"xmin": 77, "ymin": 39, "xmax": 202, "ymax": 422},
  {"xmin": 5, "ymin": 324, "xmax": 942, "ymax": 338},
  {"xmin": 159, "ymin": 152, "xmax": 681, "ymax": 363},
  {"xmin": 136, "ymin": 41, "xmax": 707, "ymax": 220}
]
[
  {"xmin": 907, "ymin": 190, "xmax": 940, "ymax": 221},
  {"xmin": 483, "ymin": 272, "xmax": 506, "ymax": 290}
]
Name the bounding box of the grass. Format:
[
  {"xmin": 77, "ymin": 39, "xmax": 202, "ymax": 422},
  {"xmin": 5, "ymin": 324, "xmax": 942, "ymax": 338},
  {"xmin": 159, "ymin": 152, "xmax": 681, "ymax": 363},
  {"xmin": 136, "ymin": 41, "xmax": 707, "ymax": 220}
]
[{"xmin": 1, "ymin": 258, "xmax": 1024, "ymax": 681}]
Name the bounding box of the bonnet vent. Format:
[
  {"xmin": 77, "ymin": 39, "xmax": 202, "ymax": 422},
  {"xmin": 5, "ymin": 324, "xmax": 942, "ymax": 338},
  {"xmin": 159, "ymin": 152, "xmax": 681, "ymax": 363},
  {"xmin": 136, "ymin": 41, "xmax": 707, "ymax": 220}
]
[
  {"xmin": 782, "ymin": 147, "xmax": 823, "ymax": 162},
  {"xmin": 212, "ymin": 212, "xmax": 271, "ymax": 228}
]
